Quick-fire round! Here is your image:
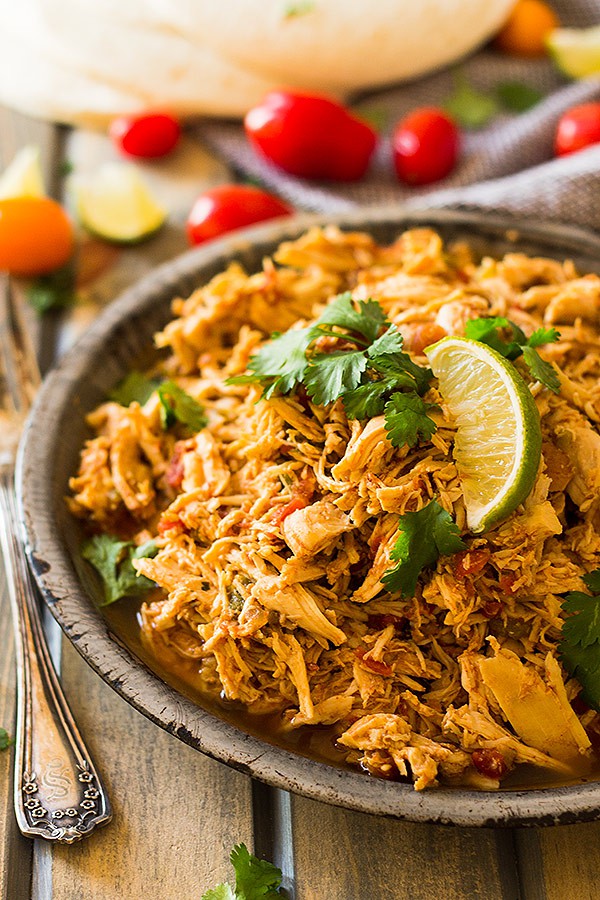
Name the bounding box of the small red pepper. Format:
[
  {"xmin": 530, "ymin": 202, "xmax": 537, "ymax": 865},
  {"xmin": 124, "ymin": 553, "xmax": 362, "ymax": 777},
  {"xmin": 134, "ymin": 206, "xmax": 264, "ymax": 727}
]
[{"xmin": 244, "ymin": 89, "xmax": 377, "ymax": 181}]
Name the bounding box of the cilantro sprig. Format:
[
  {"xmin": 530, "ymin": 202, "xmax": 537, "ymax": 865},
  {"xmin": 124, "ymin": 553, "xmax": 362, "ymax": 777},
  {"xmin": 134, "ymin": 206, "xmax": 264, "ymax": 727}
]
[
  {"xmin": 0, "ymin": 728, "xmax": 12, "ymax": 751},
  {"xmin": 560, "ymin": 570, "xmax": 600, "ymax": 711},
  {"xmin": 81, "ymin": 534, "xmax": 159, "ymax": 606},
  {"xmin": 464, "ymin": 317, "xmax": 561, "ymax": 393},
  {"xmin": 230, "ymin": 293, "xmax": 437, "ymax": 450},
  {"xmin": 201, "ymin": 843, "xmax": 284, "ymax": 900},
  {"xmin": 381, "ymin": 499, "xmax": 466, "ymax": 598},
  {"xmin": 109, "ymin": 372, "xmax": 208, "ymax": 431}
]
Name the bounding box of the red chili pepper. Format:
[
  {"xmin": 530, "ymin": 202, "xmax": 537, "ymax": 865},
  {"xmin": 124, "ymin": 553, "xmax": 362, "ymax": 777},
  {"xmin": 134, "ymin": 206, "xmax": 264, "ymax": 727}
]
[
  {"xmin": 453, "ymin": 548, "xmax": 491, "ymax": 579},
  {"xmin": 471, "ymin": 748, "xmax": 509, "ymax": 779},
  {"xmin": 158, "ymin": 512, "xmax": 188, "ymax": 536},
  {"xmin": 244, "ymin": 90, "xmax": 377, "ymax": 181},
  {"xmin": 355, "ymin": 647, "xmax": 394, "ymax": 677}
]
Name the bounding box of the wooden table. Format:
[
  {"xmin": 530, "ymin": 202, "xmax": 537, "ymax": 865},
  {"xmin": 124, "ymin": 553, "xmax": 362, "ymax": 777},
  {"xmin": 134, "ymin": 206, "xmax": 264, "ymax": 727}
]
[{"xmin": 1, "ymin": 105, "xmax": 599, "ymax": 900}]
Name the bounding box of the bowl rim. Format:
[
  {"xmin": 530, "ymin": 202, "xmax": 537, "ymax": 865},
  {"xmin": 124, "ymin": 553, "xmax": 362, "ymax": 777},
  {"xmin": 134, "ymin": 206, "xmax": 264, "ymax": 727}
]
[{"xmin": 17, "ymin": 207, "xmax": 600, "ymax": 827}]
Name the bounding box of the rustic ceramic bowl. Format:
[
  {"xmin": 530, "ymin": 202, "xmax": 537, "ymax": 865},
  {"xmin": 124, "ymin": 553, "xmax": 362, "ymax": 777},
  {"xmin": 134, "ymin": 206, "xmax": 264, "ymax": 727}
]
[{"xmin": 18, "ymin": 209, "xmax": 600, "ymax": 826}]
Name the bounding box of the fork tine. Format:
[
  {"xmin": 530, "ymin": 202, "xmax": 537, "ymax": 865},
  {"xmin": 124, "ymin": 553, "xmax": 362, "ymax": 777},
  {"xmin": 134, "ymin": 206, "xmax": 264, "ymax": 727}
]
[{"xmin": 0, "ymin": 272, "xmax": 41, "ymax": 416}]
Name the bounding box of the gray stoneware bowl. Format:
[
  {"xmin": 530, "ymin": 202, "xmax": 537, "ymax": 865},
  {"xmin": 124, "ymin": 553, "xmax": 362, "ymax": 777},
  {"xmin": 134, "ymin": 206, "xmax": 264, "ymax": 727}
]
[{"xmin": 18, "ymin": 209, "xmax": 600, "ymax": 827}]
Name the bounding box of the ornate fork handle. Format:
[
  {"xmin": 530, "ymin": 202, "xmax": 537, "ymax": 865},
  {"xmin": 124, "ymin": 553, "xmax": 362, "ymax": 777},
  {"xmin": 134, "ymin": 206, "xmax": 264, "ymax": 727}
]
[{"xmin": 0, "ymin": 466, "xmax": 112, "ymax": 843}]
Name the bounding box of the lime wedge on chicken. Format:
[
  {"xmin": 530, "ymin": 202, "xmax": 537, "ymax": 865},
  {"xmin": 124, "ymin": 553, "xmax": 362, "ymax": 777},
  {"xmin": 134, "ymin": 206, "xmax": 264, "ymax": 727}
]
[
  {"xmin": 425, "ymin": 336, "xmax": 542, "ymax": 533},
  {"xmin": 71, "ymin": 163, "xmax": 166, "ymax": 243},
  {"xmin": 547, "ymin": 26, "xmax": 600, "ymax": 78}
]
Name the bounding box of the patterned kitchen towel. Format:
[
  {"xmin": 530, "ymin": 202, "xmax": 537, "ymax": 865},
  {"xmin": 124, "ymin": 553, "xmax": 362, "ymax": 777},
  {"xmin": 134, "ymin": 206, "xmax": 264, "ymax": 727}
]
[{"xmin": 198, "ymin": 0, "xmax": 600, "ymax": 228}]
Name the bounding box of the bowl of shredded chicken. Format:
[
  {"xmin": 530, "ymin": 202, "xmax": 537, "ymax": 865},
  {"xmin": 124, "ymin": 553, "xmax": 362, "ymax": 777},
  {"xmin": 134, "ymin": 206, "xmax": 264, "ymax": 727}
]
[{"xmin": 20, "ymin": 211, "xmax": 600, "ymax": 824}]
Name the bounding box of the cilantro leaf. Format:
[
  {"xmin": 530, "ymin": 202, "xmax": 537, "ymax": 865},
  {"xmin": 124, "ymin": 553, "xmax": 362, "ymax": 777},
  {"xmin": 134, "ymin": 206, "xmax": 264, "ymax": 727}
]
[
  {"xmin": 238, "ymin": 327, "xmax": 314, "ymax": 398},
  {"xmin": 231, "ymin": 843, "xmax": 284, "ymax": 899},
  {"xmin": 444, "ymin": 73, "xmax": 498, "ymax": 129},
  {"xmin": 367, "ymin": 324, "xmax": 406, "ymax": 358},
  {"xmin": 304, "ymin": 350, "xmax": 368, "ymax": 405},
  {"xmin": 109, "ymin": 371, "xmax": 162, "ymax": 406},
  {"xmin": 0, "ymin": 728, "xmax": 12, "ymax": 751},
  {"xmin": 496, "ymin": 80, "xmax": 542, "ymax": 113},
  {"xmin": 369, "ymin": 351, "xmax": 433, "ymax": 395},
  {"xmin": 521, "ymin": 346, "xmax": 560, "ymax": 394},
  {"xmin": 384, "ymin": 392, "xmax": 439, "ymax": 448},
  {"xmin": 81, "ymin": 535, "xmax": 158, "ymax": 606},
  {"xmin": 464, "ymin": 316, "xmax": 525, "ymax": 359},
  {"xmin": 526, "ymin": 326, "xmax": 560, "ymax": 348},
  {"xmin": 560, "ymin": 570, "xmax": 600, "ymax": 710},
  {"xmin": 282, "ymin": 0, "xmax": 314, "ymax": 18},
  {"xmin": 342, "ymin": 378, "xmax": 395, "ymax": 419},
  {"xmin": 315, "ymin": 293, "xmax": 388, "ymax": 344},
  {"xmin": 381, "ymin": 500, "xmax": 466, "ymax": 598},
  {"xmin": 201, "ymin": 886, "xmax": 236, "ymax": 900},
  {"xmin": 156, "ymin": 381, "xmax": 208, "ymax": 431},
  {"xmin": 27, "ymin": 262, "xmax": 76, "ymax": 314}
]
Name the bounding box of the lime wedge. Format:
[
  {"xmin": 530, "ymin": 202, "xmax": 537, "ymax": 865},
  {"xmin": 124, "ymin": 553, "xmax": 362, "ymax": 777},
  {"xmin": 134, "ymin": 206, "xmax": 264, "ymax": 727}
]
[
  {"xmin": 71, "ymin": 163, "xmax": 166, "ymax": 244},
  {"xmin": 424, "ymin": 337, "xmax": 542, "ymax": 533},
  {"xmin": 547, "ymin": 26, "xmax": 600, "ymax": 78},
  {"xmin": 0, "ymin": 145, "xmax": 45, "ymax": 199}
]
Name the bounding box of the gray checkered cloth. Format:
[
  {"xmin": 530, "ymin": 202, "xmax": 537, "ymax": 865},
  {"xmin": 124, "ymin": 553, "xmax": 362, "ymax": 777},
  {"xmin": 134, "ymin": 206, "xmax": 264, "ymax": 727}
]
[{"xmin": 198, "ymin": 0, "xmax": 600, "ymax": 228}]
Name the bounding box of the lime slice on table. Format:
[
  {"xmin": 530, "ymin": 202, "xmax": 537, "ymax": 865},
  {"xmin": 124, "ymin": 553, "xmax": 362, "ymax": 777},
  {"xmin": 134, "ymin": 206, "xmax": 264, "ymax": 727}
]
[
  {"xmin": 71, "ymin": 163, "xmax": 166, "ymax": 244},
  {"xmin": 425, "ymin": 337, "xmax": 542, "ymax": 534},
  {"xmin": 0, "ymin": 145, "xmax": 45, "ymax": 198},
  {"xmin": 547, "ymin": 26, "xmax": 600, "ymax": 78}
]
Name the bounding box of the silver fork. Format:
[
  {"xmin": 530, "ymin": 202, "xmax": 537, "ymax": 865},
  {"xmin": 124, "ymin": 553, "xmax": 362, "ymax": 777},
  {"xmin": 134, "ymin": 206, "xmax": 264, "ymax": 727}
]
[{"xmin": 0, "ymin": 273, "xmax": 111, "ymax": 843}]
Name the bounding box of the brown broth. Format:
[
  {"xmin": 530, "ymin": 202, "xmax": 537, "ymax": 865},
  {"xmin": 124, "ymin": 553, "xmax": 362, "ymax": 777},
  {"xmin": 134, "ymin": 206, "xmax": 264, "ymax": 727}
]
[{"xmin": 102, "ymin": 599, "xmax": 600, "ymax": 792}]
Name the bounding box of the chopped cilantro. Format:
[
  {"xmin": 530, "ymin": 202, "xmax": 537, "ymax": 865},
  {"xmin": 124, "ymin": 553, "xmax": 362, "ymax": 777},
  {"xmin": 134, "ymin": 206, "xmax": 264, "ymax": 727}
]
[
  {"xmin": 384, "ymin": 392, "xmax": 439, "ymax": 448},
  {"xmin": 81, "ymin": 535, "xmax": 158, "ymax": 606},
  {"xmin": 109, "ymin": 371, "xmax": 162, "ymax": 406},
  {"xmin": 201, "ymin": 843, "xmax": 284, "ymax": 900},
  {"xmin": 464, "ymin": 316, "xmax": 560, "ymax": 393},
  {"xmin": 496, "ymin": 81, "xmax": 542, "ymax": 113},
  {"xmin": 230, "ymin": 293, "xmax": 437, "ymax": 450},
  {"xmin": 156, "ymin": 380, "xmax": 208, "ymax": 431},
  {"xmin": 381, "ymin": 500, "xmax": 466, "ymax": 598},
  {"xmin": 27, "ymin": 262, "xmax": 76, "ymax": 314},
  {"xmin": 560, "ymin": 570, "xmax": 600, "ymax": 711},
  {"xmin": 0, "ymin": 728, "xmax": 12, "ymax": 751}
]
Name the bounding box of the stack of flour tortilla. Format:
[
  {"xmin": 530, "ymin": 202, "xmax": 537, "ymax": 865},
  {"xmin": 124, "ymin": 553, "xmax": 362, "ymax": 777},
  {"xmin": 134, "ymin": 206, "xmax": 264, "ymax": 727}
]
[{"xmin": 0, "ymin": 0, "xmax": 514, "ymax": 126}]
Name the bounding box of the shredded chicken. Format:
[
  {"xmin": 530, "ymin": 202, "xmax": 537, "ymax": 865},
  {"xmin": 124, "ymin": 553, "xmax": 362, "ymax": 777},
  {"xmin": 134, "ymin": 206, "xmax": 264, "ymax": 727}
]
[{"xmin": 69, "ymin": 226, "xmax": 600, "ymax": 791}]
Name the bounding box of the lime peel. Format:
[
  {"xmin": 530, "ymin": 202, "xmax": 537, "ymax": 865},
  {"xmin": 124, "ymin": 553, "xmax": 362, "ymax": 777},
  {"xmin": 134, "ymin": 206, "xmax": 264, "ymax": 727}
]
[
  {"xmin": 425, "ymin": 336, "xmax": 542, "ymax": 533},
  {"xmin": 70, "ymin": 163, "xmax": 166, "ymax": 244},
  {"xmin": 547, "ymin": 26, "xmax": 600, "ymax": 79}
]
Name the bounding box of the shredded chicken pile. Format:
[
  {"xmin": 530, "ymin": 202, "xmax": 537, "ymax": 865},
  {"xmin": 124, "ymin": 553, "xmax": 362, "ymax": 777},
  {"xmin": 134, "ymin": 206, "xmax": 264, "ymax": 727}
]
[{"xmin": 69, "ymin": 226, "xmax": 600, "ymax": 790}]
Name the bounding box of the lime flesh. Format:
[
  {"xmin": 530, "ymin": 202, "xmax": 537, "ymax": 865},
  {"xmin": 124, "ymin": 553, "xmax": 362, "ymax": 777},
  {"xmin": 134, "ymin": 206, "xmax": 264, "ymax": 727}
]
[
  {"xmin": 0, "ymin": 145, "xmax": 45, "ymax": 198},
  {"xmin": 71, "ymin": 163, "xmax": 166, "ymax": 244},
  {"xmin": 547, "ymin": 26, "xmax": 600, "ymax": 78},
  {"xmin": 425, "ymin": 337, "xmax": 542, "ymax": 533}
]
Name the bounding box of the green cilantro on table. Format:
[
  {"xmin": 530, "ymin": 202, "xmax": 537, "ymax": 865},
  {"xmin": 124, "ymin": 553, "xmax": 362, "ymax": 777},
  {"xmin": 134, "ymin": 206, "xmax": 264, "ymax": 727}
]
[
  {"xmin": 444, "ymin": 72, "xmax": 542, "ymax": 129},
  {"xmin": 381, "ymin": 499, "xmax": 466, "ymax": 598},
  {"xmin": 495, "ymin": 81, "xmax": 543, "ymax": 113},
  {"xmin": 230, "ymin": 293, "xmax": 437, "ymax": 450},
  {"xmin": 81, "ymin": 534, "xmax": 158, "ymax": 606},
  {"xmin": 0, "ymin": 728, "xmax": 12, "ymax": 751},
  {"xmin": 27, "ymin": 261, "xmax": 76, "ymax": 314},
  {"xmin": 464, "ymin": 317, "xmax": 560, "ymax": 393},
  {"xmin": 201, "ymin": 843, "xmax": 285, "ymax": 900},
  {"xmin": 109, "ymin": 372, "xmax": 208, "ymax": 431},
  {"xmin": 560, "ymin": 569, "xmax": 600, "ymax": 711}
]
